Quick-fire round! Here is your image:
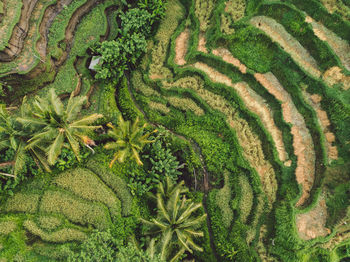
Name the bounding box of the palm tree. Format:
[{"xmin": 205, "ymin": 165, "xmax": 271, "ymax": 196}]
[
  {"xmin": 104, "ymin": 115, "xmax": 157, "ymax": 168},
  {"xmin": 141, "ymin": 177, "xmax": 206, "ymax": 262},
  {"xmin": 0, "ymin": 105, "xmax": 26, "ymax": 177},
  {"xmin": 17, "ymin": 89, "xmax": 103, "ymax": 166}
]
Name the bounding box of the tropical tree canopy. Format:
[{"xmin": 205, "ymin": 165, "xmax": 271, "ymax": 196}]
[
  {"xmin": 141, "ymin": 177, "xmax": 206, "ymax": 262},
  {"xmin": 104, "ymin": 115, "xmax": 157, "ymax": 168},
  {"xmin": 17, "ymin": 89, "xmax": 103, "ymax": 166},
  {"xmin": 0, "ymin": 104, "xmax": 27, "ymax": 177}
]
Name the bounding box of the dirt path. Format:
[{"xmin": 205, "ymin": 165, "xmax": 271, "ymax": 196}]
[
  {"xmin": 322, "ymin": 66, "xmax": 350, "ymax": 90},
  {"xmin": 255, "ymin": 72, "xmax": 315, "ymax": 207},
  {"xmin": 0, "ymin": 0, "xmax": 23, "ymax": 50},
  {"xmin": 198, "ymin": 33, "xmax": 208, "ymax": 53},
  {"xmin": 211, "ymin": 48, "xmax": 288, "ymax": 164},
  {"xmin": 250, "ymin": 16, "xmax": 321, "ymax": 78},
  {"xmin": 174, "ymin": 28, "xmax": 189, "ymax": 65},
  {"xmin": 296, "ymin": 194, "xmax": 330, "ymax": 240},
  {"xmin": 194, "ymin": 62, "xmax": 288, "ymax": 163},
  {"xmin": 212, "ymin": 47, "xmax": 247, "ymax": 74},
  {"xmin": 166, "ymin": 73, "xmax": 278, "ymax": 206},
  {"xmin": 0, "ymin": 0, "xmax": 39, "ymax": 61},
  {"xmin": 305, "ymin": 16, "xmax": 350, "ymax": 71},
  {"xmin": 37, "ymin": 0, "xmax": 74, "ymax": 60},
  {"xmin": 55, "ymin": 0, "xmax": 99, "ymax": 67},
  {"xmin": 304, "ymin": 93, "xmax": 338, "ymax": 162}
]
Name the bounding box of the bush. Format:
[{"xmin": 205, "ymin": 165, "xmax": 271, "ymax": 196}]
[
  {"xmin": 138, "ymin": 0, "xmax": 167, "ymax": 21},
  {"xmin": 66, "ymin": 230, "xmax": 162, "ymax": 262}
]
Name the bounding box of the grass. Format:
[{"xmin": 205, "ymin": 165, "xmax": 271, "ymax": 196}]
[
  {"xmin": 4, "ymin": 193, "xmax": 40, "ymax": 214},
  {"xmin": 24, "ymin": 219, "xmax": 87, "ymax": 242},
  {"xmin": 53, "ymin": 168, "xmax": 122, "ymax": 219},
  {"xmin": 39, "ymin": 189, "xmax": 111, "ymax": 230}
]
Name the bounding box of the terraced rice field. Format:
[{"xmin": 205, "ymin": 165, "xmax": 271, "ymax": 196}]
[{"xmin": 0, "ymin": 0, "xmax": 349, "ymax": 261}]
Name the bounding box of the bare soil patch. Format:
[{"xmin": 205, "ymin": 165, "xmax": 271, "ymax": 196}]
[
  {"xmin": 174, "ymin": 28, "xmax": 189, "ymax": 65},
  {"xmin": 296, "ymin": 195, "xmax": 330, "ymax": 240},
  {"xmin": 181, "ymin": 69, "xmax": 278, "ymax": 206},
  {"xmin": 0, "ymin": 0, "xmax": 38, "ymax": 61},
  {"xmin": 305, "ymin": 93, "xmax": 338, "ymax": 162},
  {"xmin": 322, "ymin": 66, "xmax": 350, "ymax": 90},
  {"xmin": 250, "ymin": 16, "xmax": 321, "ymax": 78},
  {"xmin": 37, "ymin": 0, "xmax": 74, "ymax": 60},
  {"xmin": 212, "ymin": 47, "xmax": 247, "ymax": 74},
  {"xmin": 198, "ymin": 33, "xmax": 208, "ymax": 53},
  {"xmin": 255, "ymin": 72, "xmax": 316, "ymax": 206},
  {"xmin": 305, "ymin": 16, "xmax": 350, "ymax": 71}
]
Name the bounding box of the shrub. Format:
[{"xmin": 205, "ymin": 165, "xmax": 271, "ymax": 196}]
[
  {"xmin": 66, "ymin": 230, "xmax": 163, "ymax": 262},
  {"xmin": 138, "ymin": 0, "xmax": 167, "ymax": 22}
]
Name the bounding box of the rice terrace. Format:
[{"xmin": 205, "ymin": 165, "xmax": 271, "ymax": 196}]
[{"xmin": 0, "ymin": 0, "xmax": 349, "ymax": 261}]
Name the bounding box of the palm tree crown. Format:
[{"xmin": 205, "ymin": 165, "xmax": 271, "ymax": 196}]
[
  {"xmin": 0, "ymin": 104, "xmax": 27, "ymax": 177},
  {"xmin": 141, "ymin": 177, "xmax": 206, "ymax": 262},
  {"xmin": 17, "ymin": 89, "xmax": 103, "ymax": 166},
  {"xmin": 104, "ymin": 115, "xmax": 157, "ymax": 167}
]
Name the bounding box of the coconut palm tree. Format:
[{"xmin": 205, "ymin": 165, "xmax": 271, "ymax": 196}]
[
  {"xmin": 141, "ymin": 177, "xmax": 206, "ymax": 262},
  {"xmin": 0, "ymin": 104, "xmax": 27, "ymax": 177},
  {"xmin": 0, "ymin": 100, "xmax": 51, "ymax": 176},
  {"xmin": 104, "ymin": 115, "xmax": 157, "ymax": 168},
  {"xmin": 17, "ymin": 89, "xmax": 103, "ymax": 166}
]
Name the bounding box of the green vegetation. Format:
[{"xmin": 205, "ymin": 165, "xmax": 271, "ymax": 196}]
[
  {"xmin": 104, "ymin": 115, "xmax": 157, "ymax": 167},
  {"xmin": 0, "ymin": 0, "xmax": 349, "ymax": 260}
]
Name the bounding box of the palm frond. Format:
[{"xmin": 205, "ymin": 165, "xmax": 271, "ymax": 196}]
[
  {"xmin": 175, "ymin": 229, "xmax": 192, "ymax": 253},
  {"xmin": 185, "ymin": 237, "xmax": 203, "ymax": 252},
  {"xmin": 157, "ymin": 193, "xmax": 171, "ymax": 222},
  {"xmin": 16, "ymin": 117, "xmax": 46, "ymax": 127},
  {"xmin": 160, "ymin": 229, "xmax": 172, "ymax": 261},
  {"xmin": 49, "ymin": 88, "xmax": 64, "ymax": 116},
  {"xmin": 13, "ymin": 142, "xmax": 26, "ymax": 176},
  {"xmin": 70, "ymin": 113, "xmax": 103, "ymax": 126},
  {"xmin": 66, "ymin": 95, "xmax": 87, "ymax": 122},
  {"xmin": 177, "ymin": 203, "xmax": 202, "ymax": 224},
  {"xmin": 47, "ymin": 132, "xmax": 64, "ymax": 165},
  {"xmin": 178, "ymin": 214, "xmax": 207, "ymax": 229},
  {"xmin": 132, "ymin": 147, "xmax": 143, "ymax": 165},
  {"xmin": 65, "ymin": 130, "xmax": 80, "ymax": 161},
  {"xmin": 30, "ymin": 147, "xmax": 52, "ymax": 172},
  {"xmin": 169, "ymin": 247, "xmax": 186, "ymax": 262}
]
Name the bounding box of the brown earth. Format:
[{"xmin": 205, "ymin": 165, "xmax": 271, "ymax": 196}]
[
  {"xmin": 322, "ymin": 66, "xmax": 350, "ymax": 90},
  {"xmin": 174, "ymin": 28, "xmax": 189, "ymax": 65},
  {"xmin": 305, "ymin": 16, "xmax": 350, "ymax": 71},
  {"xmin": 198, "ymin": 33, "xmax": 208, "ymax": 53},
  {"xmin": 212, "ymin": 47, "xmax": 247, "ymax": 74},
  {"xmin": 255, "ymin": 72, "xmax": 316, "ymax": 206},
  {"xmin": 251, "ymin": 16, "xmax": 321, "ymax": 78},
  {"xmin": 0, "ymin": 0, "xmax": 38, "ymax": 61},
  {"xmin": 305, "ymin": 93, "xmax": 338, "ymax": 161},
  {"xmin": 296, "ymin": 195, "xmax": 330, "ymax": 240}
]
